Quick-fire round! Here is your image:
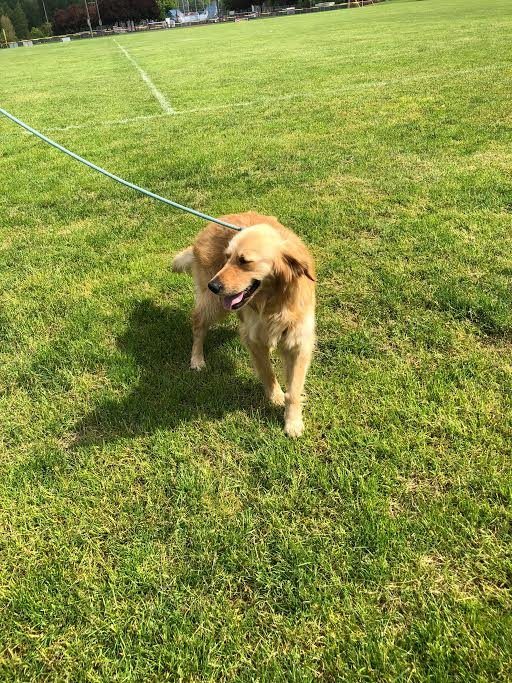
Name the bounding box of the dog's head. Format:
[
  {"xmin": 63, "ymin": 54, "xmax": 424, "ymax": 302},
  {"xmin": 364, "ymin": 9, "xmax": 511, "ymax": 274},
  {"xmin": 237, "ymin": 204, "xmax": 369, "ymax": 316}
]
[{"xmin": 208, "ymin": 224, "xmax": 315, "ymax": 311}]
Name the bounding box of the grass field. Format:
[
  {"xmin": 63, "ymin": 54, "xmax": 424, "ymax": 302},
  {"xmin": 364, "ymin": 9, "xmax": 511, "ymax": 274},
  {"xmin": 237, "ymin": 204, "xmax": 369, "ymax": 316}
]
[{"xmin": 1, "ymin": 0, "xmax": 512, "ymax": 679}]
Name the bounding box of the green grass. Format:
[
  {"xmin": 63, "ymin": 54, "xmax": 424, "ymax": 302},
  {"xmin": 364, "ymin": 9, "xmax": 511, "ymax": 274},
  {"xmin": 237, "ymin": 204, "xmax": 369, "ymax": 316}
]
[{"xmin": 1, "ymin": 0, "xmax": 511, "ymax": 679}]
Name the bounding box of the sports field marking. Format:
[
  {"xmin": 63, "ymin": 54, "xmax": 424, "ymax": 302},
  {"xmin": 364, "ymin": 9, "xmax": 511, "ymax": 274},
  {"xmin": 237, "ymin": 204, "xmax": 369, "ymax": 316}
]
[
  {"xmin": 44, "ymin": 112, "xmax": 172, "ymax": 133},
  {"xmin": 42, "ymin": 94, "xmax": 309, "ymax": 132},
  {"xmin": 113, "ymin": 39, "xmax": 175, "ymax": 114},
  {"xmin": 44, "ymin": 62, "xmax": 508, "ymax": 133}
]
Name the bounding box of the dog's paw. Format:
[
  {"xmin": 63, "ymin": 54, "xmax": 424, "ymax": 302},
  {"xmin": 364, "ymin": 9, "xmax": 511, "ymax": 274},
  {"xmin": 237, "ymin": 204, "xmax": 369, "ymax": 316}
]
[
  {"xmin": 190, "ymin": 357, "xmax": 206, "ymax": 371},
  {"xmin": 268, "ymin": 386, "xmax": 285, "ymax": 407},
  {"xmin": 285, "ymin": 418, "xmax": 304, "ymax": 438}
]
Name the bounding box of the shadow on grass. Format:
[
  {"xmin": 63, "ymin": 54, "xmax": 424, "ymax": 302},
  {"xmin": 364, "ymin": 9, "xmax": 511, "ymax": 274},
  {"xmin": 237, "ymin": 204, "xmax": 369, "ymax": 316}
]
[{"xmin": 75, "ymin": 299, "xmax": 279, "ymax": 445}]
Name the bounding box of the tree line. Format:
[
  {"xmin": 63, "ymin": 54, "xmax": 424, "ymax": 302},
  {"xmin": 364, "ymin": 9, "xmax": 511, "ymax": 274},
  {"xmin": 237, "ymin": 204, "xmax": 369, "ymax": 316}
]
[
  {"xmin": 0, "ymin": 0, "xmax": 164, "ymax": 40},
  {"xmin": 0, "ymin": 0, "xmax": 295, "ymax": 41},
  {"xmin": 1, "ymin": 0, "xmax": 50, "ymax": 40}
]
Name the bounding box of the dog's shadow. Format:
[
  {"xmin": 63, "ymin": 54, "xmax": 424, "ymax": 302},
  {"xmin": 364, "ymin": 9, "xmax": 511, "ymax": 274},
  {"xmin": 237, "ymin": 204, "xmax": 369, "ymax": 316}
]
[{"xmin": 75, "ymin": 299, "xmax": 275, "ymax": 446}]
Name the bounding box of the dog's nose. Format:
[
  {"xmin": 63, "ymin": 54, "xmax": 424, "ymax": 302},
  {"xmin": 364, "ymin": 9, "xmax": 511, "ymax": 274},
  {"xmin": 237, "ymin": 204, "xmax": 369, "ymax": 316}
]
[{"xmin": 208, "ymin": 279, "xmax": 223, "ymax": 295}]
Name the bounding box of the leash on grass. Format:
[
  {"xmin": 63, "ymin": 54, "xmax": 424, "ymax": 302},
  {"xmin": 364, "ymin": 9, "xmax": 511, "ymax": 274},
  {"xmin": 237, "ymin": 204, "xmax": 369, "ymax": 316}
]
[{"xmin": 0, "ymin": 107, "xmax": 242, "ymax": 232}]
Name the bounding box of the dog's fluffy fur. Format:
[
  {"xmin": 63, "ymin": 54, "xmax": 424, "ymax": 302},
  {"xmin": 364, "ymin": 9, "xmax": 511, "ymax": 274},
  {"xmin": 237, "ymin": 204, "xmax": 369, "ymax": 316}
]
[{"xmin": 172, "ymin": 212, "xmax": 316, "ymax": 437}]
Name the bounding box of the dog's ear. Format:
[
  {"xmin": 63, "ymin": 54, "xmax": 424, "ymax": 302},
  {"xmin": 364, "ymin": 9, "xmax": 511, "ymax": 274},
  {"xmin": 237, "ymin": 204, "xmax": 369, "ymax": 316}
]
[{"xmin": 277, "ymin": 240, "xmax": 316, "ymax": 283}]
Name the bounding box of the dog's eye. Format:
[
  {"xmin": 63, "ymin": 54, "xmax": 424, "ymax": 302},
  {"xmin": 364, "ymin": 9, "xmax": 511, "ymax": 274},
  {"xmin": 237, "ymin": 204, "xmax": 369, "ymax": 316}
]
[{"xmin": 238, "ymin": 255, "xmax": 250, "ymax": 266}]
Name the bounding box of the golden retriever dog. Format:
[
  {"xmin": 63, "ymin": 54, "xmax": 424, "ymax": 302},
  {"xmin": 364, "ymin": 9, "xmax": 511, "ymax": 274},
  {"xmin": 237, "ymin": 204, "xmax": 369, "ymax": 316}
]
[{"xmin": 172, "ymin": 212, "xmax": 316, "ymax": 437}]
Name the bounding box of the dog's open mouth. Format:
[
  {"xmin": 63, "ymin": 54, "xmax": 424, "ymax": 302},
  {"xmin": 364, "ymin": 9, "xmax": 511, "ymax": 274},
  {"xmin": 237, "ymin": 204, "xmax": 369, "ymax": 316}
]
[{"xmin": 223, "ymin": 280, "xmax": 261, "ymax": 310}]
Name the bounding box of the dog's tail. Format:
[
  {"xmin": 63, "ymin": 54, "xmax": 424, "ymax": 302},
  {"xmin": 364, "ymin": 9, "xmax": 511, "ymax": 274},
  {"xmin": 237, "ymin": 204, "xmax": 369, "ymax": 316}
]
[{"xmin": 172, "ymin": 246, "xmax": 194, "ymax": 274}]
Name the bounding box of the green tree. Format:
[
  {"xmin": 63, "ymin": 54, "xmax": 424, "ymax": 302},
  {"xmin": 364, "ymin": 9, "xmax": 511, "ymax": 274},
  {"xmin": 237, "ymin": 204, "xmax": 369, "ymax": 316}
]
[
  {"xmin": 10, "ymin": 1, "xmax": 29, "ymax": 38},
  {"xmin": 0, "ymin": 13, "xmax": 16, "ymax": 40},
  {"xmin": 21, "ymin": 0, "xmax": 42, "ymax": 29},
  {"xmin": 156, "ymin": 0, "xmax": 177, "ymax": 19}
]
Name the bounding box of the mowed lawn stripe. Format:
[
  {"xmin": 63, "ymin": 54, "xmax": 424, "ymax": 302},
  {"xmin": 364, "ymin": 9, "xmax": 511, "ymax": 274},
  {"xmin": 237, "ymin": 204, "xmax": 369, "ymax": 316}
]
[{"xmin": 37, "ymin": 60, "xmax": 510, "ymax": 133}]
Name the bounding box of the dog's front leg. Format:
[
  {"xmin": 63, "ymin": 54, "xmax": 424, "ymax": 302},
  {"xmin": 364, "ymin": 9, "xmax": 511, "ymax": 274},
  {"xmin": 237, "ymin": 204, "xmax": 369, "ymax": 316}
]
[
  {"xmin": 191, "ymin": 298, "xmax": 219, "ymax": 370},
  {"xmin": 283, "ymin": 345, "xmax": 313, "ymax": 438},
  {"xmin": 245, "ymin": 339, "xmax": 285, "ymax": 407},
  {"xmin": 190, "ymin": 307, "xmax": 208, "ymax": 370}
]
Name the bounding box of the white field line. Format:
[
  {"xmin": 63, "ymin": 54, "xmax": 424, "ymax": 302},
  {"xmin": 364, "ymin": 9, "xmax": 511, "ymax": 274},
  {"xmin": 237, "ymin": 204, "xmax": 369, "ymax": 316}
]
[
  {"xmin": 45, "ymin": 96, "xmax": 299, "ymax": 132},
  {"xmin": 46, "ymin": 112, "xmax": 172, "ymax": 133},
  {"xmin": 45, "ymin": 62, "xmax": 508, "ymax": 133},
  {"xmin": 113, "ymin": 39, "xmax": 174, "ymax": 114}
]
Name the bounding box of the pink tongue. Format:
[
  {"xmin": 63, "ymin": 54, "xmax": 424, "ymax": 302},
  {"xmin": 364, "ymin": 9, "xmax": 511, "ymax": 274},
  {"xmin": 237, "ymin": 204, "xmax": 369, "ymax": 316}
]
[{"xmin": 223, "ymin": 291, "xmax": 245, "ymax": 310}]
